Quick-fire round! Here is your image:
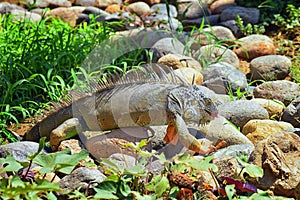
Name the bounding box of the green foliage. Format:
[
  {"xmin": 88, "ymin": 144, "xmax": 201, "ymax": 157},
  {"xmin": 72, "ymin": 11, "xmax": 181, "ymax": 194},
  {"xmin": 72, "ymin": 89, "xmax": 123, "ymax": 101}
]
[
  {"xmin": 236, "ymin": 157, "xmax": 264, "ymax": 179},
  {"xmin": 235, "ymin": 15, "xmax": 267, "ymax": 36},
  {"xmin": 273, "ymin": 4, "xmax": 300, "ymax": 34}
]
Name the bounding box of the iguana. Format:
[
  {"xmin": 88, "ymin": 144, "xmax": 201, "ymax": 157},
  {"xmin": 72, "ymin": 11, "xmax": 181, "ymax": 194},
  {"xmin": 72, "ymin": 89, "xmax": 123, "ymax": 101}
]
[{"xmin": 25, "ymin": 64, "xmax": 219, "ymax": 154}]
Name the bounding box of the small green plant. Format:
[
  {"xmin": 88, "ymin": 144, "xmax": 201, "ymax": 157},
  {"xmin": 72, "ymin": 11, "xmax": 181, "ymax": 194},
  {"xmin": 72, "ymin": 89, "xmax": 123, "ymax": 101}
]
[{"xmin": 235, "ymin": 15, "xmax": 267, "ymax": 36}]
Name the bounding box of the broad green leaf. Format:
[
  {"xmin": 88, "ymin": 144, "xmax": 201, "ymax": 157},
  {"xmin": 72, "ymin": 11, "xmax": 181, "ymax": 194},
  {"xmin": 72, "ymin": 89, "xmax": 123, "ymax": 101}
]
[
  {"xmin": 236, "ymin": 157, "xmax": 264, "ymax": 178},
  {"xmin": 0, "ymin": 155, "xmax": 23, "ymax": 172},
  {"xmin": 11, "ymin": 175, "xmax": 25, "ymax": 188},
  {"xmin": 225, "ymin": 184, "xmax": 236, "ymax": 200},
  {"xmin": 27, "ymin": 137, "xmax": 46, "ymax": 160},
  {"xmin": 118, "ymin": 179, "xmax": 131, "ymax": 197},
  {"xmin": 124, "ymin": 164, "xmax": 147, "ymax": 176},
  {"xmin": 145, "ymin": 175, "xmax": 170, "ymax": 197},
  {"xmin": 94, "ymin": 188, "xmax": 119, "ymax": 199}
]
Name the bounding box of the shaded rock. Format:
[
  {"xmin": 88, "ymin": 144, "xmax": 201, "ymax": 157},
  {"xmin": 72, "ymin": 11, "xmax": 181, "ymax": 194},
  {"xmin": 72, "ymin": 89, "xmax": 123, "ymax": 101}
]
[
  {"xmin": 76, "ymin": 13, "xmax": 90, "ymax": 24},
  {"xmin": 126, "ymin": 1, "xmax": 151, "ymax": 16},
  {"xmin": 202, "ymin": 62, "xmax": 248, "ymax": 94},
  {"xmin": 73, "ymin": 0, "xmax": 96, "ymax": 6},
  {"xmin": 82, "ymin": 6, "xmax": 110, "ymax": 17},
  {"xmin": 199, "ymin": 116, "xmax": 253, "ymax": 145},
  {"xmin": 282, "ymin": 97, "xmax": 300, "ymax": 128},
  {"xmin": 220, "ymin": 6, "xmax": 259, "ymax": 24},
  {"xmin": 250, "ymin": 55, "xmax": 291, "ymax": 81},
  {"xmin": 0, "ymin": 141, "xmax": 44, "ymax": 162},
  {"xmin": 210, "ymin": 0, "xmax": 236, "ymax": 14},
  {"xmin": 145, "ymin": 14, "xmax": 180, "ymax": 30},
  {"xmin": 213, "ymin": 144, "xmax": 255, "ymax": 159},
  {"xmin": 151, "ymin": 3, "xmax": 177, "ymax": 17},
  {"xmin": 105, "ymin": 4, "xmax": 121, "ymax": 14},
  {"xmin": 218, "ymin": 100, "xmax": 269, "ymax": 128},
  {"xmin": 108, "ymin": 153, "xmax": 137, "ymax": 168},
  {"xmin": 182, "ymin": 14, "xmax": 220, "ymax": 27},
  {"xmin": 147, "ymin": 159, "xmax": 164, "ymax": 175},
  {"xmin": 34, "ymin": 0, "xmax": 72, "ymax": 8},
  {"xmin": 242, "ymin": 119, "xmax": 294, "ymax": 145},
  {"xmin": 234, "ymin": 34, "xmax": 275, "ymax": 60},
  {"xmin": 94, "ymin": 0, "xmax": 122, "ymax": 8},
  {"xmin": 213, "ymin": 156, "xmax": 242, "ymax": 181},
  {"xmin": 191, "ymin": 25, "xmax": 236, "ymax": 48},
  {"xmin": 151, "ymin": 37, "xmax": 185, "ymax": 62},
  {"xmin": 250, "ymin": 98, "xmax": 285, "ymax": 119},
  {"xmin": 173, "ymin": 68, "xmax": 203, "ymax": 85},
  {"xmin": 47, "ymin": 6, "xmax": 86, "ymax": 27},
  {"xmin": 59, "ymin": 167, "xmax": 106, "ymax": 192},
  {"xmin": 219, "ymin": 19, "xmax": 243, "ymax": 38},
  {"xmin": 177, "ymin": 0, "xmax": 210, "ymax": 19},
  {"xmin": 195, "ymin": 44, "xmax": 239, "ymax": 68},
  {"xmin": 10, "ymin": 9, "xmax": 42, "ymax": 22},
  {"xmin": 158, "ymin": 53, "xmax": 202, "ymax": 71},
  {"xmin": 32, "ymin": 166, "xmax": 61, "ymax": 183},
  {"xmin": 249, "ymin": 132, "xmax": 300, "ymax": 198},
  {"xmin": 253, "ymin": 80, "xmax": 300, "ymax": 106}
]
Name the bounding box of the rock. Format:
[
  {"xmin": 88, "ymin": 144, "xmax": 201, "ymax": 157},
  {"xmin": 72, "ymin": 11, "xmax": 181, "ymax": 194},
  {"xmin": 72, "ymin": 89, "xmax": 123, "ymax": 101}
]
[
  {"xmin": 182, "ymin": 14, "xmax": 220, "ymax": 27},
  {"xmin": 32, "ymin": 166, "xmax": 61, "ymax": 183},
  {"xmin": 213, "ymin": 156, "xmax": 242, "ymax": 181},
  {"xmin": 107, "ymin": 153, "xmax": 137, "ymax": 168},
  {"xmin": 195, "ymin": 44, "xmax": 239, "ymax": 68},
  {"xmin": 199, "ymin": 116, "xmax": 253, "ymax": 145},
  {"xmin": 34, "ymin": 0, "xmax": 72, "ymax": 8},
  {"xmin": 147, "ymin": 159, "xmax": 164, "ymax": 175},
  {"xmin": 47, "ymin": 6, "xmax": 86, "ymax": 27},
  {"xmin": 242, "ymin": 119, "xmax": 294, "ymax": 145},
  {"xmin": 145, "ymin": 14, "xmax": 181, "ymax": 30},
  {"xmin": 213, "ymin": 144, "xmax": 255, "ymax": 159},
  {"xmin": 177, "ymin": 0, "xmax": 210, "ymax": 19},
  {"xmin": 59, "ymin": 167, "xmax": 106, "ymax": 192},
  {"xmin": 126, "ymin": 2, "xmax": 151, "ymax": 16},
  {"xmin": 220, "ymin": 6, "xmax": 259, "ymax": 24},
  {"xmin": 202, "ymin": 62, "xmax": 248, "ymax": 94},
  {"xmin": 282, "ymin": 97, "xmax": 300, "ymax": 128},
  {"xmin": 94, "ymin": 0, "xmax": 122, "ymax": 9},
  {"xmin": 249, "ymin": 132, "xmax": 300, "ymax": 198},
  {"xmin": 219, "ymin": 19, "xmax": 243, "ymax": 38},
  {"xmin": 73, "ymin": 0, "xmax": 96, "ymax": 6},
  {"xmin": 173, "ymin": 68, "xmax": 204, "ymax": 85},
  {"xmin": 250, "ymin": 55, "xmax": 291, "ymax": 81},
  {"xmin": 0, "ymin": 2, "xmax": 24, "ymax": 14},
  {"xmin": 151, "ymin": 37, "xmax": 185, "ymax": 62},
  {"xmin": 0, "ymin": 141, "xmax": 44, "ymax": 162},
  {"xmin": 191, "ymin": 25, "xmax": 236, "ymax": 48},
  {"xmin": 234, "ymin": 34, "xmax": 275, "ymax": 60},
  {"xmin": 82, "ymin": 6, "xmax": 110, "ymax": 16},
  {"xmin": 105, "ymin": 4, "xmax": 121, "ymax": 14},
  {"xmin": 151, "ymin": 3, "xmax": 177, "ymax": 17},
  {"xmin": 158, "ymin": 53, "xmax": 202, "ymax": 71},
  {"xmin": 210, "ymin": 0, "xmax": 236, "ymax": 14},
  {"xmin": 250, "ymin": 98, "xmax": 285, "ymax": 119},
  {"xmin": 10, "ymin": 9, "xmax": 42, "ymax": 22},
  {"xmin": 76, "ymin": 13, "xmax": 90, "ymax": 24},
  {"xmin": 253, "ymin": 80, "xmax": 300, "ymax": 106},
  {"xmin": 125, "ymin": 0, "xmax": 161, "ymax": 6},
  {"xmin": 218, "ymin": 100, "xmax": 269, "ymax": 128}
]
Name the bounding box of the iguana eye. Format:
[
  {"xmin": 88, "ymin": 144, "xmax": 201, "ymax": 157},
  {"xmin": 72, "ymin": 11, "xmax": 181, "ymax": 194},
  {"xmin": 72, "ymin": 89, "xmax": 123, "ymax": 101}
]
[
  {"xmin": 184, "ymin": 108, "xmax": 197, "ymax": 119},
  {"xmin": 203, "ymin": 98, "xmax": 213, "ymax": 107}
]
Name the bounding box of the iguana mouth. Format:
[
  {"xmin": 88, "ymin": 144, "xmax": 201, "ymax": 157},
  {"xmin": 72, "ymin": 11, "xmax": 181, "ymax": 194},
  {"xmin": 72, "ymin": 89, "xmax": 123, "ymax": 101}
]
[{"xmin": 205, "ymin": 109, "xmax": 219, "ymax": 118}]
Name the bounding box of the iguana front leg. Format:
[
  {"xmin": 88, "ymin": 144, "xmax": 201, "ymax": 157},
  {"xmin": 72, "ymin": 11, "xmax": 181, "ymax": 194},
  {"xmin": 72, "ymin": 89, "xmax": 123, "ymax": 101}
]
[{"xmin": 165, "ymin": 114, "xmax": 216, "ymax": 155}]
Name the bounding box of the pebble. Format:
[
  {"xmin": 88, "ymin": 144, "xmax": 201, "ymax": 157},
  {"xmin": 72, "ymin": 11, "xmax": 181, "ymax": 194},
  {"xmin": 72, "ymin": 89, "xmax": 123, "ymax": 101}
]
[
  {"xmin": 177, "ymin": 0, "xmax": 210, "ymax": 19},
  {"xmin": 213, "ymin": 144, "xmax": 255, "ymax": 159},
  {"xmin": 234, "ymin": 34, "xmax": 276, "ymax": 60},
  {"xmin": 126, "ymin": 1, "xmax": 151, "ymax": 16},
  {"xmin": 0, "ymin": 2, "xmax": 24, "ymax": 13},
  {"xmin": 173, "ymin": 68, "xmax": 203, "ymax": 85},
  {"xmin": 182, "ymin": 14, "xmax": 220, "ymax": 27},
  {"xmin": 253, "ymin": 80, "xmax": 300, "ymax": 106},
  {"xmin": 158, "ymin": 53, "xmax": 202, "ymax": 71},
  {"xmin": 250, "ymin": 55, "xmax": 291, "ymax": 81},
  {"xmin": 282, "ymin": 97, "xmax": 300, "ymax": 128},
  {"xmin": 212, "ymin": 156, "xmax": 242, "ymax": 181},
  {"xmin": 202, "ymin": 62, "xmax": 248, "ymax": 94},
  {"xmin": 151, "ymin": 3, "xmax": 177, "ymax": 17},
  {"xmin": 94, "ymin": 0, "xmax": 122, "ymax": 9},
  {"xmin": 218, "ymin": 100, "xmax": 269, "ymax": 128},
  {"xmin": 73, "ymin": 0, "xmax": 96, "ymax": 6},
  {"xmin": 34, "ymin": 0, "xmax": 72, "ymax": 8},
  {"xmin": 107, "ymin": 153, "xmax": 137, "ymax": 168},
  {"xmin": 250, "ymin": 98, "xmax": 285, "ymax": 118},
  {"xmin": 210, "ymin": 0, "xmax": 236, "ymax": 14},
  {"xmin": 220, "ymin": 6, "xmax": 260, "ymax": 24},
  {"xmin": 242, "ymin": 119, "xmax": 294, "ymax": 145},
  {"xmin": 10, "ymin": 9, "xmax": 42, "ymax": 22}
]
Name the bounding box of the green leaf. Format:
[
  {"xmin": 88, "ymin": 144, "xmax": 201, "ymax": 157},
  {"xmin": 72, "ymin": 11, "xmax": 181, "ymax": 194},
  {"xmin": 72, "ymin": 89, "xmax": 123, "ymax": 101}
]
[
  {"xmin": 145, "ymin": 175, "xmax": 170, "ymax": 197},
  {"xmin": 236, "ymin": 157, "xmax": 264, "ymax": 178},
  {"xmin": 225, "ymin": 184, "xmax": 236, "ymax": 200},
  {"xmin": 11, "ymin": 175, "xmax": 25, "ymax": 188},
  {"xmin": 94, "ymin": 188, "xmax": 119, "ymax": 199},
  {"xmin": 0, "ymin": 155, "xmax": 23, "ymax": 172},
  {"xmin": 27, "ymin": 137, "xmax": 46, "ymax": 160},
  {"xmin": 118, "ymin": 179, "xmax": 131, "ymax": 197},
  {"xmin": 124, "ymin": 164, "xmax": 147, "ymax": 176}
]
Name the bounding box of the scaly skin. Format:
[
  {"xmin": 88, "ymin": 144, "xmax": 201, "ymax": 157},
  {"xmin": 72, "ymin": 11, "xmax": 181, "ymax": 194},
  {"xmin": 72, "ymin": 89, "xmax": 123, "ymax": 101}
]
[{"xmin": 26, "ymin": 66, "xmax": 218, "ymax": 154}]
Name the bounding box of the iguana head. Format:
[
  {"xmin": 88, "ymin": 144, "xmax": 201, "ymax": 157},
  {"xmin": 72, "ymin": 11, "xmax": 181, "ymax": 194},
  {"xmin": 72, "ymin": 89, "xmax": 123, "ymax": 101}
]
[{"xmin": 168, "ymin": 85, "xmax": 219, "ymax": 126}]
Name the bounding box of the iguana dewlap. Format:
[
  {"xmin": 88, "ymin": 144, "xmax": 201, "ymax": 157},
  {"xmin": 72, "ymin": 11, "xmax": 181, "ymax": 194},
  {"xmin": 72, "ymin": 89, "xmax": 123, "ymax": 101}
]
[{"xmin": 25, "ymin": 64, "xmax": 219, "ymax": 154}]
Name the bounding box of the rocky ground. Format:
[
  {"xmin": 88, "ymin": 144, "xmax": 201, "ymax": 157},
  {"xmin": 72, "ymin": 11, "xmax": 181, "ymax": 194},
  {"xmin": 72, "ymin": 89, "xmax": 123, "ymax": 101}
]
[{"xmin": 0, "ymin": 0, "xmax": 300, "ymax": 199}]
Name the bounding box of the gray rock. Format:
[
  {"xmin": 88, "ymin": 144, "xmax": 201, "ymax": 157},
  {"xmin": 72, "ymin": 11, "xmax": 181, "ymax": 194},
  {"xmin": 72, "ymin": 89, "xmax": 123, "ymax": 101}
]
[
  {"xmin": 220, "ymin": 6, "xmax": 260, "ymax": 24},
  {"xmin": 0, "ymin": 141, "xmax": 43, "ymax": 162},
  {"xmin": 10, "ymin": 9, "xmax": 42, "ymax": 22},
  {"xmin": 108, "ymin": 153, "xmax": 137, "ymax": 168},
  {"xmin": 177, "ymin": 0, "xmax": 210, "ymax": 19},
  {"xmin": 253, "ymin": 80, "xmax": 300, "ymax": 106},
  {"xmin": 83, "ymin": 6, "xmax": 110, "ymax": 17},
  {"xmin": 34, "ymin": 0, "xmax": 72, "ymax": 8},
  {"xmin": 219, "ymin": 19, "xmax": 243, "ymax": 38},
  {"xmin": 282, "ymin": 97, "xmax": 300, "ymax": 128},
  {"xmin": 145, "ymin": 14, "xmax": 181, "ymax": 30},
  {"xmin": 218, "ymin": 100, "xmax": 269, "ymax": 128},
  {"xmin": 147, "ymin": 159, "xmax": 164, "ymax": 175},
  {"xmin": 59, "ymin": 167, "xmax": 106, "ymax": 191},
  {"xmin": 151, "ymin": 37, "xmax": 185, "ymax": 62},
  {"xmin": 250, "ymin": 55, "xmax": 291, "ymax": 81},
  {"xmin": 151, "ymin": 3, "xmax": 177, "ymax": 17},
  {"xmin": 0, "ymin": 2, "xmax": 24, "ymax": 14},
  {"xmin": 212, "ymin": 156, "xmax": 243, "ymax": 181},
  {"xmin": 195, "ymin": 45, "xmax": 239, "ymax": 68},
  {"xmin": 213, "ymin": 144, "xmax": 255, "ymax": 159},
  {"xmin": 210, "ymin": 0, "xmax": 237, "ymax": 14},
  {"xmin": 202, "ymin": 62, "xmax": 248, "ymax": 94},
  {"xmin": 182, "ymin": 14, "xmax": 220, "ymax": 27},
  {"xmin": 94, "ymin": 0, "xmax": 122, "ymax": 8},
  {"xmin": 127, "ymin": 2, "xmax": 151, "ymax": 16},
  {"xmin": 73, "ymin": 0, "xmax": 96, "ymax": 6}
]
